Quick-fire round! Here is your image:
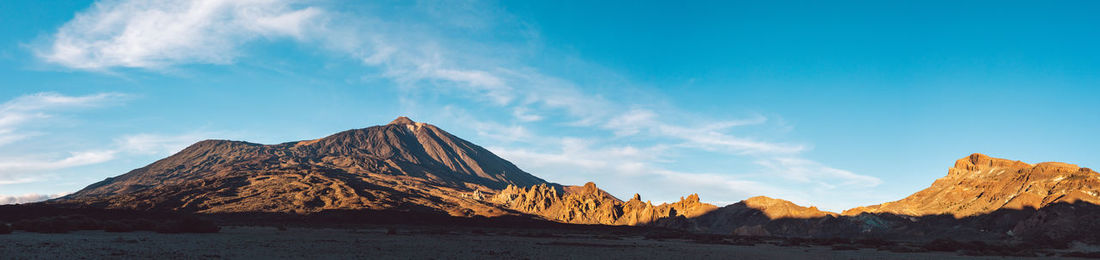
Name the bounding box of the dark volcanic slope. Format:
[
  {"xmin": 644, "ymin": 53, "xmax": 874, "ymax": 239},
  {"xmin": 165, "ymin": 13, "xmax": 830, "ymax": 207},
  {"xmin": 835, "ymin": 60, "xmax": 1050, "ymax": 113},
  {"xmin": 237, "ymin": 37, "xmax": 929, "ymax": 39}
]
[{"xmin": 62, "ymin": 117, "xmax": 547, "ymax": 215}]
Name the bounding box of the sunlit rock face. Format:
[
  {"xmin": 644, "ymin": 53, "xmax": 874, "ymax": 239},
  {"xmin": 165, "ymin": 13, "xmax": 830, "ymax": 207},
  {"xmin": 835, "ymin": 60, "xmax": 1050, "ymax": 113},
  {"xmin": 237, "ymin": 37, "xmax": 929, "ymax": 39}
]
[
  {"xmin": 844, "ymin": 153, "xmax": 1100, "ymax": 217},
  {"xmin": 492, "ymin": 182, "xmax": 718, "ymax": 226},
  {"xmin": 59, "ymin": 117, "xmax": 547, "ymax": 216}
]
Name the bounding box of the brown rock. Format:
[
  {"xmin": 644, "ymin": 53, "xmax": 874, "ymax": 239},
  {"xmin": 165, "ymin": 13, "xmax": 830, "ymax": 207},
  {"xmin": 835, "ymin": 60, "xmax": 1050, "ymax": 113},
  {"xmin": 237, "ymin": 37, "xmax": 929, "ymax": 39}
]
[{"xmin": 492, "ymin": 182, "xmax": 717, "ymax": 226}]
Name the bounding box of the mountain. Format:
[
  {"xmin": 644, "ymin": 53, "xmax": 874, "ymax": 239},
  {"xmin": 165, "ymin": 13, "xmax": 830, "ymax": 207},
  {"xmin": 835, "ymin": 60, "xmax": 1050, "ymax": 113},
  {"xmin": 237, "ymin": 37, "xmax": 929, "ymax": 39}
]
[
  {"xmin": 61, "ymin": 117, "xmax": 548, "ymax": 215},
  {"xmin": 844, "ymin": 153, "xmax": 1100, "ymax": 217}
]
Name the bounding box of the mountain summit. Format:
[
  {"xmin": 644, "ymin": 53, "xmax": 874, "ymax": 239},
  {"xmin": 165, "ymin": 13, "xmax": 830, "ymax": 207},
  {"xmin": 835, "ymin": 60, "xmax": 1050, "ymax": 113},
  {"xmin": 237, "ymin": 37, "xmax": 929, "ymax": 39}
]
[
  {"xmin": 62, "ymin": 117, "xmax": 547, "ymax": 215},
  {"xmin": 389, "ymin": 116, "xmax": 417, "ymax": 125}
]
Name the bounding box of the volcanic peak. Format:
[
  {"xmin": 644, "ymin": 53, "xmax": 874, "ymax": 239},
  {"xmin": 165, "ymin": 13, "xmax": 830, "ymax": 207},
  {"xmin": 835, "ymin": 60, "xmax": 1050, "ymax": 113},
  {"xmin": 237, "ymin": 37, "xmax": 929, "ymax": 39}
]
[{"xmin": 389, "ymin": 116, "xmax": 416, "ymax": 125}]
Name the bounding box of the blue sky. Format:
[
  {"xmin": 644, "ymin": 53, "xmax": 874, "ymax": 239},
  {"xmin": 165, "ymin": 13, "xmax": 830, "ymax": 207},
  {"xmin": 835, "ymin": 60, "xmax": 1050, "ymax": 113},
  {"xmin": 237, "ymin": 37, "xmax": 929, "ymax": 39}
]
[{"xmin": 1, "ymin": 0, "xmax": 1098, "ymax": 210}]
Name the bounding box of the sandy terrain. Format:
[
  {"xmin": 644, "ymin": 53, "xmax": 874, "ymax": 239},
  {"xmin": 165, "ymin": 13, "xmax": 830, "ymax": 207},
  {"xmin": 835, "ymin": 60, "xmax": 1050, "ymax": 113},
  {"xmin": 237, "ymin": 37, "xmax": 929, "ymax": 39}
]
[{"xmin": 0, "ymin": 226, "xmax": 1069, "ymax": 259}]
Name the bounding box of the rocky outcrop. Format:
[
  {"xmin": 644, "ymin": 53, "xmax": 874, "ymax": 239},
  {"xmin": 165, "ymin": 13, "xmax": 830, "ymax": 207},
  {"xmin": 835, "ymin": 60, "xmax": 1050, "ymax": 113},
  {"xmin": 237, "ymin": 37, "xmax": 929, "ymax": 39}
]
[
  {"xmin": 492, "ymin": 182, "xmax": 717, "ymax": 225},
  {"xmin": 690, "ymin": 196, "xmax": 838, "ymax": 236},
  {"xmin": 59, "ymin": 117, "xmax": 546, "ymax": 216},
  {"xmin": 741, "ymin": 196, "xmax": 836, "ymax": 219},
  {"xmin": 844, "ymin": 153, "xmax": 1100, "ymax": 217}
]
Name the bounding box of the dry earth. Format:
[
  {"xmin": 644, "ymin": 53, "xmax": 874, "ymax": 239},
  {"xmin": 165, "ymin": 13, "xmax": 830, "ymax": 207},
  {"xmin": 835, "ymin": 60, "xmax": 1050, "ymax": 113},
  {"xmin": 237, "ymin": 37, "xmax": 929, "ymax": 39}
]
[{"xmin": 0, "ymin": 226, "xmax": 1074, "ymax": 259}]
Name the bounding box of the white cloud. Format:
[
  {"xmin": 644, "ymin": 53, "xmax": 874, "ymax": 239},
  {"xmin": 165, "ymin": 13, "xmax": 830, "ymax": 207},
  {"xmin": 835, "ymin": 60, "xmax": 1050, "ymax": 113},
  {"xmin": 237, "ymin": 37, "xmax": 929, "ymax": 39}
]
[
  {"xmin": 0, "ymin": 150, "xmax": 117, "ymax": 190},
  {"xmin": 439, "ymin": 106, "xmax": 533, "ymax": 143},
  {"xmin": 0, "ymin": 129, "xmax": 38, "ymax": 147},
  {"xmin": 115, "ymin": 132, "xmax": 220, "ymax": 155},
  {"xmin": 604, "ymin": 108, "xmax": 658, "ymax": 136},
  {"xmin": 0, "ymin": 92, "xmax": 127, "ymax": 147},
  {"xmin": 0, "ymin": 92, "xmax": 128, "ymax": 187},
  {"xmin": 657, "ymin": 124, "xmax": 806, "ymax": 154},
  {"xmin": 603, "ymin": 108, "xmax": 801, "ymax": 154},
  {"xmin": 1, "ymin": 92, "xmax": 126, "ymax": 112},
  {"xmin": 489, "ymin": 137, "xmax": 876, "ymax": 210},
  {"xmin": 511, "ymin": 107, "xmax": 543, "ymax": 122},
  {"xmin": 0, "ymin": 92, "xmax": 234, "ymax": 195},
  {"xmin": 755, "ymin": 157, "xmax": 882, "ymax": 188},
  {"xmin": 0, "ymin": 178, "xmax": 41, "ymax": 186},
  {"xmin": 38, "ymin": 0, "xmax": 322, "ymax": 69},
  {"xmin": 0, "ymin": 193, "xmax": 69, "ymax": 205},
  {"xmin": 491, "ymin": 138, "xmax": 655, "ymax": 174},
  {"xmin": 489, "ymin": 139, "xmax": 814, "ymax": 207},
  {"xmin": 0, "ymin": 131, "xmax": 220, "ymax": 190},
  {"xmin": 0, "ymin": 150, "xmax": 117, "ymax": 173}
]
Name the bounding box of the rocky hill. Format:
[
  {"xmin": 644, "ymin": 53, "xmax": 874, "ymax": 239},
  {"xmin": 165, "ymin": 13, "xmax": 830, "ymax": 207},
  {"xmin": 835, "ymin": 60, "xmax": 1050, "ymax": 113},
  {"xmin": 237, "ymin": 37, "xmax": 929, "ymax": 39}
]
[{"xmin": 844, "ymin": 153, "xmax": 1100, "ymax": 217}]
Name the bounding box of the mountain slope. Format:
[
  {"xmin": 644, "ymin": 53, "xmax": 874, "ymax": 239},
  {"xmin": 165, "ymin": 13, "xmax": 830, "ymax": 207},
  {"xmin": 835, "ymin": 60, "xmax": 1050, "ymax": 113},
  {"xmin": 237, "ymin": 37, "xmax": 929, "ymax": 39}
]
[
  {"xmin": 844, "ymin": 153, "xmax": 1100, "ymax": 217},
  {"xmin": 61, "ymin": 117, "xmax": 547, "ymax": 215}
]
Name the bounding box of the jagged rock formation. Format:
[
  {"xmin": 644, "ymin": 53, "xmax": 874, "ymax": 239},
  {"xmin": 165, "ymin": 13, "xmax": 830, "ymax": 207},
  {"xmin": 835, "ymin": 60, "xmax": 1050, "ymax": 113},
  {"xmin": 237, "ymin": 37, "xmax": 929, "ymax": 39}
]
[
  {"xmin": 60, "ymin": 117, "xmax": 547, "ymax": 216},
  {"xmin": 844, "ymin": 153, "xmax": 1100, "ymax": 217},
  {"xmin": 492, "ymin": 182, "xmax": 717, "ymax": 225}
]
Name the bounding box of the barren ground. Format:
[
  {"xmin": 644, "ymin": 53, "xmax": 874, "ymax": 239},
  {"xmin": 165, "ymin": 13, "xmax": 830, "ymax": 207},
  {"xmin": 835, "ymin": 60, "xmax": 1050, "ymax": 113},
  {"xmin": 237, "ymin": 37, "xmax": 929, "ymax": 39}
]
[{"xmin": 0, "ymin": 226, "xmax": 1077, "ymax": 259}]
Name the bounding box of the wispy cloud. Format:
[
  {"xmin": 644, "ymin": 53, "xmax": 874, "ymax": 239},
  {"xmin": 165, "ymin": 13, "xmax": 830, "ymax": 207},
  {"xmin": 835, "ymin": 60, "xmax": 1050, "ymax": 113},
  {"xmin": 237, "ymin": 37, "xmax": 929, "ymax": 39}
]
[
  {"xmin": 0, "ymin": 92, "xmax": 127, "ymax": 186},
  {"xmin": 1, "ymin": 92, "xmax": 126, "ymax": 111},
  {"xmin": 491, "ymin": 138, "xmax": 670, "ymax": 177},
  {"xmin": 37, "ymin": 0, "xmax": 321, "ymax": 70},
  {"xmin": 0, "ymin": 91, "xmax": 234, "ymax": 193},
  {"xmin": 0, "ymin": 150, "xmax": 116, "ymax": 188},
  {"xmin": 0, "ymin": 92, "xmax": 127, "ymax": 147},
  {"xmin": 0, "ymin": 150, "xmax": 117, "ymax": 173},
  {"xmin": 602, "ymin": 108, "xmax": 801, "ymax": 154},
  {"xmin": 439, "ymin": 106, "xmax": 534, "ymax": 143},
  {"xmin": 0, "ymin": 92, "xmax": 128, "ymax": 184},
  {"xmin": 115, "ymin": 132, "xmax": 224, "ymax": 155},
  {"xmin": 489, "ymin": 138, "xmax": 813, "ymax": 206},
  {"xmin": 755, "ymin": 157, "xmax": 882, "ymax": 188},
  {"xmin": 0, "ymin": 130, "xmax": 221, "ymax": 191},
  {"xmin": 0, "ymin": 193, "xmax": 69, "ymax": 205}
]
